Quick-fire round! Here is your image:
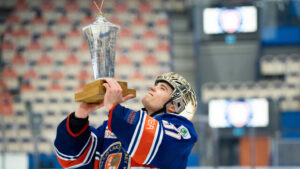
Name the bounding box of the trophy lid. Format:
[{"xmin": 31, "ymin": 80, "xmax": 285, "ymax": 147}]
[{"xmin": 82, "ymin": 16, "xmax": 119, "ymax": 35}]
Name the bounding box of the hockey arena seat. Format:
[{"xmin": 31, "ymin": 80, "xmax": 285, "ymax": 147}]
[
  {"xmin": 138, "ymin": 2, "xmax": 152, "ymax": 14},
  {"xmin": 130, "ymin": 42, "xmax": 146, "ymax": 63},
  {"xmin": 13, "ymin": 25, "xmax": 31, "ymax": 48},
  {"xmin": 2, "ymin": 66, "xmax": 19, "ymax": 91},
  {"xmin": 260, "ymin": 55, "xmax": 274, "ymax": 75},
  {"xmin": 53, "ymin": 14, "xmax": 72, "ymax": 35},
  {"xmin": 37, "ymin": 137, "xmax": 52, "ymax": 154},
  {"xmin": 66, "ymin": 27, "xmax": 83, "ymax": 49},
  {"xmin": 15, "ymin": 8, "xmax": 34, "ymax": 22},
  {"xmin": 12, "ymin": 52, "xmax": 27, "ymax": 76},
  {"xmin": 155, "ymin": 41, "xmax": 171, "ymax": 63},
  {"xmin": 20, "ymin": 138, "xmax": 34, "ymax": 153},
  {"xmin": 15, "ymin": 112, "xmax": 29, "ymax": 125},
  {"xmin": 31, "ymin": 102, "xmax": 48, "ymax": 115},
  {"xmin": 256, "ymin": 81, "xmax": 272, "ymax": 99},
  {"xmin": 77, "ymin": 42, "xmax": 90, "ymax": 63},
  {"xmin": 225, "ymin": 81, "xmax": 244, "ymax": 100},
  {"xmin": 143, "ymin": 30, "xmax": 158, "ymax": 49},
  {"xmin": 1, "ymin": 39, "xmax": 16, "ymax": 63},
  {"xmin": 44, "ymin": 9, "xmax": 61, "ymax": 22},
  {"xmin": 140, "ymin": 55, "xmax": 160, "ymax": 77},
  {"xmin": 15, "ymin": 0, "xmax": 29, "ymax": 10},
  {"xmin": 78, "ymin": 0, "xmax": 90, "ymax": 9},
  {"xmin": 280, "ymin": 97, "xmax": 300, "ymax": 111},
  {"xmin": 65, "ymin": 0, "xmax": 79, "ymax": 13},
  {"xmin": 6, "ymin": 138, "xmax": 20, "ymax": 152},
  {"xmin": 118, "ymin": 28, "xmax": 134, "ymax": 49},
  {"xmin": 41, "ymin": 27, "xmax": 57, "ymax": 49},
  {"xmin": 131, "ymin": 16, "xmax": 147, "ymax": 36},
  {"xmin": 26, "ymin": 39, "xmax": 43, "ymax": 62},
  {"xmin": 286, "ymin": 54, "xmax": 300, "ymax": 73},
  {"xmin": 18, "ymin": 123, "xmax": 32, "ymax": 138},
  {"xmin": 286, "ymin": 72, "xmax": 300, "ymax": 85},
  {"xmin": 41, "ymin": 123, "xmax": 56, "ymax": 141},
  {"xmin": 154, "ymin": 16, "xmax": 170, "ymax": 36},
  {"xmin": 285, "ymin": 84, "xmax": 299, "ymax": 99},
  {"xmin": 269, "ymin": 81, "xmax": 286, "ymax": 100},
  {"xmin": 115, "ymin": 55, "xmax": 136, "ymax": 77}
]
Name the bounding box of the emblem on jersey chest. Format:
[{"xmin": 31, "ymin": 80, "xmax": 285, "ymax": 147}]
[{"xmin": 99, "ymin": 142, "xmax": 130, "ymax": 169}]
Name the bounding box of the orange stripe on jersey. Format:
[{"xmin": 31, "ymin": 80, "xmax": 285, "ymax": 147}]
[
  {"xmin": 94, "ymin": 158, "xmax": 99, "ymax": 169},
  {"xmin": 56, "ymin": 136, "xmax": 93, "ymax": 168},
  {"xmin": 132, "ymin": 115, "xmax": 158, "ymax": 164}
]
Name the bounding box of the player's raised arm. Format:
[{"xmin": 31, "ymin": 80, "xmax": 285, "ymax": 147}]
[{"xmin": 54, "ymin": 102, "xmax": 104, "ymax": 168}]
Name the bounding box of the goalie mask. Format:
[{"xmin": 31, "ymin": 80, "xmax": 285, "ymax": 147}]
[{"xmin": 154, "ymin": 72, "xmax": 197, "ymax": 120}]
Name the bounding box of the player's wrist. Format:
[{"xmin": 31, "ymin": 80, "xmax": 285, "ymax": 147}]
[{"xmin": 75, "ymin": 108, "xmax": 89, "ymax": 119}]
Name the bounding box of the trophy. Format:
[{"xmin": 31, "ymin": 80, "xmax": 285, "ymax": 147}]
[{"xmin": 74, "ymin": 14, "xmax": 136, "ymax": 103}]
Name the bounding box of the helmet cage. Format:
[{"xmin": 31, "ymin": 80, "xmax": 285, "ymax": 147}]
[{"xmin": 155, "ymin": 72, "xmax": 197, "ymax": 120}]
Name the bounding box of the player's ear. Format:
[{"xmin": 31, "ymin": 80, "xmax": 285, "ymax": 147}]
[{"xmin": 166, "ymin": 102, "xmax": 176, "ymax": 113}]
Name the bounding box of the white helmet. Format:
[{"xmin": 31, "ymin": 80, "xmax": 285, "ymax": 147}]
[{"xmin": 155, "ymin": 72, "xmax": 197, "ymax": 120}]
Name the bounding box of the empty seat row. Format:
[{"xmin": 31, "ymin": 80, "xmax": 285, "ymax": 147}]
[
  {"xmin": 202, "ymin": 81, "xmax": 300, "ymax": 102},
  {"xmin": 260, "ymin": 54, "xmax": 300, "ymax": 75}
]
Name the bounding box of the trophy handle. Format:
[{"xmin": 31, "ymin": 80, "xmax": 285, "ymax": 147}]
[{"xmin": 75, "ymin": 79, "xmax": 136, "ymax": 103}]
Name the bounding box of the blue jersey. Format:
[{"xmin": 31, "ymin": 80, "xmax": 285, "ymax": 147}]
[{"xmin": 54, "ymin": 104, "xmax": 198, "ymax": 169}]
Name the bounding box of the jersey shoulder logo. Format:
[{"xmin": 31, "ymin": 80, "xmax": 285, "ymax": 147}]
[{"xmin": 178, "ymin": 125, "xmax": 191, "ymax": 139}]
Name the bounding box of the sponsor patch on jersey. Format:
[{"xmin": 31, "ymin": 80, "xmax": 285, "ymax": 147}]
[
  {"xmin": 178, "ymin": 125, "xmax": 191, "ymax": 139},
  {"xmin": 105, "ymin": 127, "xmax": 117, "ymax": 139},
  {"xmin": 126, "ymin": 110, "xmax": 137, "ymax": 124}
]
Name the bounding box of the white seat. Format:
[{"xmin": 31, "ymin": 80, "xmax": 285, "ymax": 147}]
[
  {"xmin": 140, "ymin": 64, "xmax": 160, "ymax": 77},
  {"xmin": 118, "ymin": 37, "xmax": 134, "ymax": 49},
  {"xmin": 41, "ymin": 36, "xmax": 57, "ymax": 48},
  {"xmin": 115, "ymin": 64, "xmax": 136, "ymax": 77},
  {"xmin": 44, "ymin": 11, "xmax": 61, "ymax": 21},
  {"xmin": 2, "ymin": 50, "xmax": 14, "ymax": 63},
  {"xmin": 6, "ymin": 139, "xmax": 20, "ymax": 152},
  {"xmin": 19, "ymin": 128, "xmax": 32, "ymax": 138},
  {"xmin": 20, "ymin": 138, "xmax": 34, "ymax": 153},
  {"xmin": 52, "ymin": 23, "xmax": 71, "ymax": 35},
  {"xmin": 15, "ymin": 114, "xmax": 29, "ymax": 124},
  {"xmin": 25, "ymin": 50, "xmax": 43, "ymax": 62},
  {"xmin": 16, "ymin": 36, "xmax": 31, "ymax": 48},
  {"xmin": 21, "ymin": 90, "xmax": 37, "ymax": 102},
  {"xmin": 49, "ymin": 50, "xmax": 68, "ymax": 63},
  {"xmin": 32, "ymin": 103, "xmax": 48, "ymax": 114},
  {"xmin": 130, "ymin": 50, "xmax": 146, "ymax": 63},
  {"xmin": 5, "ymin": 78, "xmax": 19, "ymax": 91},
  {"xmin": 67, "ymin": 11, "xmax": 85, "ymax": 21},
  {"xmin": 66, "ymin": 36, "xmax": 83, "ymax": 49},
  {"xmin": 154, "ymin": 51, "xmax": 170, "ymax": 63}
]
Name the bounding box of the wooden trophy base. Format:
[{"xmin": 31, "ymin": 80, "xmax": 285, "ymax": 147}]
[{"xmin": 74, "ymin": 79, "xmax": 136, "ymax": 103}]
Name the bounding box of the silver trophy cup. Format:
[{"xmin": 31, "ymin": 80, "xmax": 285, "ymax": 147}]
[
  {"xmin": 82, "ymin": 16, "xmax": 119, "ymax": 79},
  {"xmin": 75, "ymin": 16, "xmax": 135, "ymax": 103}
]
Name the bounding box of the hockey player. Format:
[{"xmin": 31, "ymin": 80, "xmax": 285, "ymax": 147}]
[{"xmin": 54, "ymin": 72, "xmax": 198, "ymax": 169}]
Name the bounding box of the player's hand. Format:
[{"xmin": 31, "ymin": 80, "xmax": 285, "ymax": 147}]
[
  {"xmin": 103, "ymin": 78, "xmax": 134, "ymax": 111},
  {"xmin": 75, "ymin": 101, "xmax": 103, "ymax": 119}
]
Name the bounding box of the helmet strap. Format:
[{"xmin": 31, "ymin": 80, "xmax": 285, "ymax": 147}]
[{"xmin": 150, "ymin": 99, "xmax": 173, "ymax": 117}]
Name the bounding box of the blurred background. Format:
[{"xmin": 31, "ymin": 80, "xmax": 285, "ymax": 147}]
[{"xmin": 0, "ymin": 0, "xmax": 300, "ymax": 168}]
